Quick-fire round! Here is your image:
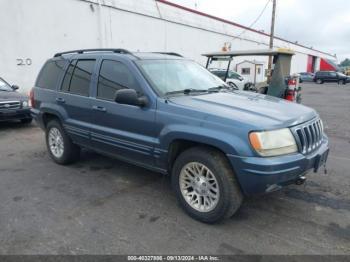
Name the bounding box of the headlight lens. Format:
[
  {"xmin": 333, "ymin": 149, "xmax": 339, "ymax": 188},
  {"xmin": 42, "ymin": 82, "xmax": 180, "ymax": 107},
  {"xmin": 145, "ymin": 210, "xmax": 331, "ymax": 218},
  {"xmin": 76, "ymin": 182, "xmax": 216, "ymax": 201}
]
[
  {"xmin": 249, "ymin": 128, "xmax": 298, "ymax": 157},
  {"xmin": 22, "ymin": 101, "xmax": 29, "ymax": 107}
]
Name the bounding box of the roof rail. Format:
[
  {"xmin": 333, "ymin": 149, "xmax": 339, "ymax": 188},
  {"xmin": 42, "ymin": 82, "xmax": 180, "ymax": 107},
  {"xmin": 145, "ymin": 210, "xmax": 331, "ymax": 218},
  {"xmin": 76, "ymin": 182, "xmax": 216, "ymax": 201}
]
[
  {"xmin": 54, "ymin": 48, "xmax": 133, "ymax": 57},
  {"xmin": 153, "ymin": 52, "xmax": 183, "ymax": 57}
]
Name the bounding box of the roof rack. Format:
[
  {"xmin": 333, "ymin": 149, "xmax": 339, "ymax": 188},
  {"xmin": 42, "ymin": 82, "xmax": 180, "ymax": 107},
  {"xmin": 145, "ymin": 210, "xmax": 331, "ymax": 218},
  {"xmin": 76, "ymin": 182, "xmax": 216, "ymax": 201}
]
[
  {"xmin": 153, "ymin": 52, "xmax": 183, "ymax": 57},
  {"xmin": 54, "ymin": 48, "xmax": 133, "ymax": 57}
]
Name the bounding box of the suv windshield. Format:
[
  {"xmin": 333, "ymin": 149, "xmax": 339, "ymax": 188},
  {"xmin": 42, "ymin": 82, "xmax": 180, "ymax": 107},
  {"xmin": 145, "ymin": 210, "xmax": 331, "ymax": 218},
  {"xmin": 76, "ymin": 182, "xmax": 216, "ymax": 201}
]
[
  {"xmin": 137, "ymin": 60, "xmax": 226, "ymax": 96},
  {"xmin": 0, "ymin": 78, "xmax": 13, "ymax": 92}
]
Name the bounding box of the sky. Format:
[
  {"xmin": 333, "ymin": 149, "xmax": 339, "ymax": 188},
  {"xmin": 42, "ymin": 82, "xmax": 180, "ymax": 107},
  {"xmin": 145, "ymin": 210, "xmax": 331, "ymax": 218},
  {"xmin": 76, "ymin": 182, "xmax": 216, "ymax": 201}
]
[{"xmin": 169, "ymin": 0, "xmax": 350, "ymax": 62}]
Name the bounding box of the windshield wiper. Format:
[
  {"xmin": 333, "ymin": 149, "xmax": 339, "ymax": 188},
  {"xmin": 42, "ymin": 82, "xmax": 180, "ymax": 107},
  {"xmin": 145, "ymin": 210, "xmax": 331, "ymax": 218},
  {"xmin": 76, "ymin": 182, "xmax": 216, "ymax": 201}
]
[
  {"xmin": 165, "ymin": 88, "xmax": 208, "ymax": 96},
  {"xmin": 207, "ymin": 85, "xmax": 230, "ymax": 92}
]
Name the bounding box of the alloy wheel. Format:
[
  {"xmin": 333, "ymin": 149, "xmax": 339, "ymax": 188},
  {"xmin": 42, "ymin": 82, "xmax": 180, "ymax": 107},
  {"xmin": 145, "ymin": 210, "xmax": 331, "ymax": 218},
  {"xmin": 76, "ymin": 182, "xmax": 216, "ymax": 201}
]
[
  {"xmin": 179, "ymin": 162, "xmax": 220, "ymax": 212},
  {"xmin": 48, "ymin": 127, "xmax": 64, "ymax": 158}
]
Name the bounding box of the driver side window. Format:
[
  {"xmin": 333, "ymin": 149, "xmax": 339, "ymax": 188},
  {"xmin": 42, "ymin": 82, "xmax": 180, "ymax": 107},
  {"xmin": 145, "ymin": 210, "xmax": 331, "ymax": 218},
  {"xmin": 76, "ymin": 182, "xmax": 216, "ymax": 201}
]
[{"xmin": 97, "ymin": 60, "xmax": 139, "ymax": 101}]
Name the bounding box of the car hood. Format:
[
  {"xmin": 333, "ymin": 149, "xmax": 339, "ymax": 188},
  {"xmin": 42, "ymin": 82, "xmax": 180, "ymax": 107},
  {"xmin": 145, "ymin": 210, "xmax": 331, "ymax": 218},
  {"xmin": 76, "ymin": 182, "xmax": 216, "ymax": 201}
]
[
  {"xmin": 168, "ymin": 91, "xmax": 317, "ymax": 129},
  {"xmin": 0, "ymin": 91, "xmax": 28, "ymax": 102}
]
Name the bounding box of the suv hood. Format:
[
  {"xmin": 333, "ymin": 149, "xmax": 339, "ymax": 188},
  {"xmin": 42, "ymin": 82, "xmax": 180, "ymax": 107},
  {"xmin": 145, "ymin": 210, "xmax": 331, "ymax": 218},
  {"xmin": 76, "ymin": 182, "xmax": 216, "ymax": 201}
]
[
  {"xmin": 0, "ymin": 91, "xmax": 27, "ymax": 102},
  {"xmin": 169, "ymin": 91, "xmax": 317, "ymax": 129}
]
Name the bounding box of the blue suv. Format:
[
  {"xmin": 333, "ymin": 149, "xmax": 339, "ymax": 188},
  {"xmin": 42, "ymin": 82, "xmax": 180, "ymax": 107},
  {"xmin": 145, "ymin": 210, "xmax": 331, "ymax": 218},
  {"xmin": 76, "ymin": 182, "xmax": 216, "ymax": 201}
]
[{"xmin": 31, "ymin": 49, "xmax": 329, "ymax": 223}]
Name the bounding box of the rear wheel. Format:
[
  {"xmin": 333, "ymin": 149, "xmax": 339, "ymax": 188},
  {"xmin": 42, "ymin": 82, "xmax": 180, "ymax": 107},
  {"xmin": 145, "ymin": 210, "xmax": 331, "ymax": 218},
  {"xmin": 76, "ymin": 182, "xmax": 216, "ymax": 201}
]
[
  {"xmin": 172, "ymin": 147, "xmax": 243, "ymax": 223},
  {"xmin": 46, "ymin": 120, "xmax": 80, "ymax": 165},
  {"xmin": 342, "ymin": 79, "xmax": 347, "ymax": 85},
  {"xmin": 316, "ymin": 79, "xmax": 323, "ymax": 84}
]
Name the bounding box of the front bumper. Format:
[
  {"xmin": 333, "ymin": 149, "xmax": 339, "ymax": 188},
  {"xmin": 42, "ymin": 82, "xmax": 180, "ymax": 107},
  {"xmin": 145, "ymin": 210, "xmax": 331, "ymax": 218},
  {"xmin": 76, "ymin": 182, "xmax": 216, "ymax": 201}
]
[
  {"xmin": 227, "ymin": 138, "xmax": 329, "ymax": 196},
  {"xmin": 0, "ymin": 108, "xmax": 32, "ymax": 122}
]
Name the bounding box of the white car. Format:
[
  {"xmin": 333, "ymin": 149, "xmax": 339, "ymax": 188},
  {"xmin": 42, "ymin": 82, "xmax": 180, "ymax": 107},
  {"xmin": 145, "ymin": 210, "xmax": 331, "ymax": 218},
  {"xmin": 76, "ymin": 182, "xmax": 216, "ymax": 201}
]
[{"xmin": 209, "ymin": 69, "xmax": 248, "ymax": 90}]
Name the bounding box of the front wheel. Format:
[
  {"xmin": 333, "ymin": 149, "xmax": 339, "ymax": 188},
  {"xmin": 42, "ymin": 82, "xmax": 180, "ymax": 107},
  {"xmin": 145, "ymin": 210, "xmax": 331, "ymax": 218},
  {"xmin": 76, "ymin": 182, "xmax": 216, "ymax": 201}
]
[
  {"xmin": 46, "ymin": 120, "xmax": 80, "ymax": 165},
  {"xmin": 172, "ymin": 147, "xmax": 243, "ymax": 223},
  {"xmin": 316, "ymin": 79, "xmax": 323, "ymax": 84}
]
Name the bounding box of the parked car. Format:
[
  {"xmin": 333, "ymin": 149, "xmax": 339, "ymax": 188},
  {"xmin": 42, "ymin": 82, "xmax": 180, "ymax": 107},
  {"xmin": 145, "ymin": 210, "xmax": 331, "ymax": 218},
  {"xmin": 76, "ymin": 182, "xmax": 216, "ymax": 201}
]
[
  {"xmin": 31, "ymin": 49, "xmax": 329, "ymax": 223},
  {"xmin": 0, "ymin": 77, "xmax": 32, "ymax": 124},
  {"xmin": 299, "ymin": 72, "xmax": 314, "ymax": 83},
  {"xmin": 209, "ymin": 69, "xmax": 250, "ymax": 90},
  {"xmin": 313, "ymin": 71, "xmax": 349, "ymax": 84}
]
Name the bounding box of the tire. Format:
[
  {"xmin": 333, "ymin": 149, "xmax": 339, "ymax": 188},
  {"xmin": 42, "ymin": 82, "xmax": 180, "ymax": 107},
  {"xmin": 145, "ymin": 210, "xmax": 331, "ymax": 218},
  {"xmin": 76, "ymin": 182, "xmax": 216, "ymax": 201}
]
[
  {"xmin": 21, "ymin": 118, "xmax": 32, "ymax": 124},
  {"xmin": 316, "ymin": 79, "xmax": 323, "ymax": 84},
  {"xmin": 45, "ymin": 119, "xmax": 80, "ymax": 165},
  {"xmin": 172, "ymin": 147, "xmax": 243, "ymax": 223}
]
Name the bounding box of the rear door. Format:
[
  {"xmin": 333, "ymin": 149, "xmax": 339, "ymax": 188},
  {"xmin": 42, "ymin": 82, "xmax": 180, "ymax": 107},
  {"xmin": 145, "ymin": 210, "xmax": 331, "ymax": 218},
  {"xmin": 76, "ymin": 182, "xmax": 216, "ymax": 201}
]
[
  {"xmin": 90, "ymin": 59, "xmax": 157, "ymax": 168},
  {"xmin": 57, "ymin": 59, "xmax": 97, "ymax": 146}
]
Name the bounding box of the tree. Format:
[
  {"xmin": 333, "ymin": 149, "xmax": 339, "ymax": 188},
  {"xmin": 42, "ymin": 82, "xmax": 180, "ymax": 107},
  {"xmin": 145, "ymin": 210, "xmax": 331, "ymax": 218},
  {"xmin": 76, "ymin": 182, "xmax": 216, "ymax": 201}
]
[{"xmin": 339, "ymin": 58, "xmax": 350, "ymax": 67}]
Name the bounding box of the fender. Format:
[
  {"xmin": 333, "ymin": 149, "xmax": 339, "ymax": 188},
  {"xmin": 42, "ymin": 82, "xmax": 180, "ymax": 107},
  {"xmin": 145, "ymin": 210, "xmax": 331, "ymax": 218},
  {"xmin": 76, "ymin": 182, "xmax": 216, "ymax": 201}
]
[
  {"xmin": 38, "ymin": 102, "xmax": 68, "ymax": 125},
  {"xmin": 155, "ymin": 124, "xmax": 253, "ymax": 169}
]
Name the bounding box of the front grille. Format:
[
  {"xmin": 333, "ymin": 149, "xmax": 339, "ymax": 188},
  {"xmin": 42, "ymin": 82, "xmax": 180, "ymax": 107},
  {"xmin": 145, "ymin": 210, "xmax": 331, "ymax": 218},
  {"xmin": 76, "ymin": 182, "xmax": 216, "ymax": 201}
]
[
  {"xmin": 292, "ymin": 118, "xmax": 324, "ymax": 154},
  {"xmin": 0, "ymin": 101, "xmax": 21, "ymax": 110}
]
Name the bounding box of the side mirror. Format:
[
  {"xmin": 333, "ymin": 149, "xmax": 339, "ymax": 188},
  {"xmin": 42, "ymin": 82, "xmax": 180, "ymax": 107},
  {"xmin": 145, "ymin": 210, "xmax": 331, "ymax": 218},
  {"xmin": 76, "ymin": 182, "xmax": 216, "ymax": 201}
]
[
  {"xmin": 114, "ymin": 89, "xmax": 147, "ymax": 107},
  {"xmin": 12, "ymin": 85, "xmax": 19, "ymax": 90}
]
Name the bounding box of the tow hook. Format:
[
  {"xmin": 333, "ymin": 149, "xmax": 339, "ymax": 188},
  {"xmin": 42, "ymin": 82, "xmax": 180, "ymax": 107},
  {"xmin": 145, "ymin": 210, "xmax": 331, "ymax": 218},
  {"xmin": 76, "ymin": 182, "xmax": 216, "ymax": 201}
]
[{"xmin": 295, "ymin": 176, "xmax": 306, "ymax": 185}]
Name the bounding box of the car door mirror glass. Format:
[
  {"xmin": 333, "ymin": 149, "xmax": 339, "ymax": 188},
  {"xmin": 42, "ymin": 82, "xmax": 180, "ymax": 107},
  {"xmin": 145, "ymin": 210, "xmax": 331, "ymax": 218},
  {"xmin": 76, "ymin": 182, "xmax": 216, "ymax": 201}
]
[{"xmin": 114, "ymin": 89, "xmax": 147, "ymax": 107}]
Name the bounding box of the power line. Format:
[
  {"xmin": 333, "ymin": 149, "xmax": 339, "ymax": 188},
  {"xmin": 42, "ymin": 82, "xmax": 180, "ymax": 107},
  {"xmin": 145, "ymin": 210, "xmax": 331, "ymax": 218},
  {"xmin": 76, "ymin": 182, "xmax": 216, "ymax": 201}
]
[{"xmin": 233, "ymin": 0, "xmax": 271, "ymax": 40}]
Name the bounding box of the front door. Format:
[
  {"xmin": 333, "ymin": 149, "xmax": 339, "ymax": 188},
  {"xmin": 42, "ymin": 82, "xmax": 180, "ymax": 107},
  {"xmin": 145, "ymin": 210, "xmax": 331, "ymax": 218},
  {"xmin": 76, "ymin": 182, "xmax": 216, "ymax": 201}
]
[{"xmin": 90, "ymin": 59, "xmax": 157, "ymax": 169}]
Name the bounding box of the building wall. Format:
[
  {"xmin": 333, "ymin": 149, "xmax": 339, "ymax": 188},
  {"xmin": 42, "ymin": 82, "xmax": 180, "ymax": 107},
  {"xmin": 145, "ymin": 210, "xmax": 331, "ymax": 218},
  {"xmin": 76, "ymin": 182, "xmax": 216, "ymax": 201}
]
[{"xmin": 0, "ymin": 0, "xmax": 336, "ymax": 93}]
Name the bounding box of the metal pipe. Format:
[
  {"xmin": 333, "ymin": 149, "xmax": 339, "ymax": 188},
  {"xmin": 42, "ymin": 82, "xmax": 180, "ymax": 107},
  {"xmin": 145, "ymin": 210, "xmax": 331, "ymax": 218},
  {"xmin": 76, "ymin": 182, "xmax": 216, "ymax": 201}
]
[
  {"xmin": 267, "ymin": 0, "xmax": 276, "ymax": 84},
  {"xmin": 225, "ymin": 57, "xmax": 232, "ymax": 82}
]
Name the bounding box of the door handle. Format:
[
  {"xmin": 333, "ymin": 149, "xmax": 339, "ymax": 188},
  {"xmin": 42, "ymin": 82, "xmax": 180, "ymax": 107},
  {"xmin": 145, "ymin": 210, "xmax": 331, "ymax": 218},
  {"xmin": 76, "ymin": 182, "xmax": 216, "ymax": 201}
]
[
  {"xmin": 56, "ymin": 97, "xmax": 65, "ymax": 103},
  {"xmin": 92, "ymin": 105, "xmax": 107, "ymax": 112}
]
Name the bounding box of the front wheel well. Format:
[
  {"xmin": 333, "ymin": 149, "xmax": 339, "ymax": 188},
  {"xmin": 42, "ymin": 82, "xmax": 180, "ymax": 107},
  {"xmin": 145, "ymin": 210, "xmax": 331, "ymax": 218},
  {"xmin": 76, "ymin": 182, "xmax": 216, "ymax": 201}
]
[{"xmin": 167, "ymin": 139, "xmax": 228, "ymax": 171}]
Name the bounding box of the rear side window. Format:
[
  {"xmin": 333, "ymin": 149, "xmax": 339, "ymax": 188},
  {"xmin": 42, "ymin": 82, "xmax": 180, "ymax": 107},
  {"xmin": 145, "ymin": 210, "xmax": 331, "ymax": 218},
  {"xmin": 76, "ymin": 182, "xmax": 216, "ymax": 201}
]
[
  {"xmin": 97, "ymin": 60, "xmax": 139, "ymax": 100},
  {"xmin": 61, "ymin": 60, "xmax": 95, "ymax": 96},
  {"xmin": 61, "ymin": 60, "xmax": 76, "ymax": 93},
  {"xmin": 36, "ymin": 60, "xmax": 66, "ymax": 90}
]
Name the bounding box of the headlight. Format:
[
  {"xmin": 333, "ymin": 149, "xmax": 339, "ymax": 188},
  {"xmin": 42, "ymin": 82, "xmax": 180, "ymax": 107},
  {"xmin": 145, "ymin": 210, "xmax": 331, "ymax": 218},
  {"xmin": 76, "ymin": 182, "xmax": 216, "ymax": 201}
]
[
  {"xmin": 22, "ymin": 101, "xmax": 29, "ymax": 107},
  {"xmin": 249, "ymin": 128, "xmax": 298, "ymax": 157}
]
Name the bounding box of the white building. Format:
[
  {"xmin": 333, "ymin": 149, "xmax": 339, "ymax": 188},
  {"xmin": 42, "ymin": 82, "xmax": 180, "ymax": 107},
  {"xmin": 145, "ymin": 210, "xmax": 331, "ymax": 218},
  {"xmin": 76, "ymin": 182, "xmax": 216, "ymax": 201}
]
[
  {"xmin": 236, "ymin": 60, "xmax": 265, "ymax": 84},
  {"xmin": 0, "ymin": 0, "xmax": 336, "ymax": 93}
]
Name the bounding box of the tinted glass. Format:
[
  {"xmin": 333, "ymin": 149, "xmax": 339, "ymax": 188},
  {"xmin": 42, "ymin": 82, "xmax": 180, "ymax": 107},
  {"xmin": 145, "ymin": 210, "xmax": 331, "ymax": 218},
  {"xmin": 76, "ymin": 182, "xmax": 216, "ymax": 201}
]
[
  {"xmin": 228, "ymin": 71, "xmax": 241, "ymax": 79},
  {"xmin": 210, "ymin": 71, "xmax": 225, "ymax": 80},
  {"xmin": 36, "ymin": 60, "xmax": 66, "ymax": 90},
  {"xmin": 69, "ymin": 60, "xmax": 95, "ymax": 96},
  {"xmin": 97, "ymin": 60, "xmax": 138, "ymax": 100},
  {"xmin": 61, "ymin": 60, "xmax": 76, "ymax": 92}
]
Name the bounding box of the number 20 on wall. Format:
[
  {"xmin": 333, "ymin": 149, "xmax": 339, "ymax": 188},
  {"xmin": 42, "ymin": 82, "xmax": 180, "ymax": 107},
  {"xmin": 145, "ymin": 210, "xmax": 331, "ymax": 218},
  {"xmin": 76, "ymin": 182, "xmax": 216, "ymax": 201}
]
[{"xmin": 17, "ymin": 58, "xmax": 32, "ymax": 66}]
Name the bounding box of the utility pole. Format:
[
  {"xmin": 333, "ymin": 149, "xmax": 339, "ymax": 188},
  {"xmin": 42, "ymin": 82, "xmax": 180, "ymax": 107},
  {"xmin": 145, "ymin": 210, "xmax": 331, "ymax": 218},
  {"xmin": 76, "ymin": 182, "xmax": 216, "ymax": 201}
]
[{"xmin": 267, "ymin": 0, "xmax": 276, "ymax": 83}]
